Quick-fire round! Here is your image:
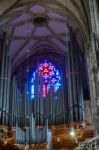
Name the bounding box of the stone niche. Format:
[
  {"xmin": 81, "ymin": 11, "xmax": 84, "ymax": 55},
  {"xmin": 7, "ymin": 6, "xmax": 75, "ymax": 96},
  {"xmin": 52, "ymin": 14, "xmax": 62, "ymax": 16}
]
[{"xmin": 96, "ymin": 51, "xmax": 99, "ymax": 67}]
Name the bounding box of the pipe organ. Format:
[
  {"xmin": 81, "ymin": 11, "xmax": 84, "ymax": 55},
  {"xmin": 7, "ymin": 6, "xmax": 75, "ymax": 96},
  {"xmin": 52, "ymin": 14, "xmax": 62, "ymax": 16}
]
[
  {"xmin": 16, "ymin": 114, "xmax": 48, "ymax": 145},
  {"xmin": 0, "ymin": 27, "xmax": 91, "ymax": 148},
  {"xmin": 12, "ymin": 27, "xmax": 88, "ymax": 126},
  {"xmin": 0, "ymin": 29, "xmax": 90, "ymax": 126}
]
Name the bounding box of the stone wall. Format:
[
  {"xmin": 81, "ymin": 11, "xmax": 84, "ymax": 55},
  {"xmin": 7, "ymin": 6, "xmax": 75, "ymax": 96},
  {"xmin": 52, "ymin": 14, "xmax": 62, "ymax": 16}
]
[{"xmin": 85, "ymin": 0, "xmax": 99, "ymax": 134}]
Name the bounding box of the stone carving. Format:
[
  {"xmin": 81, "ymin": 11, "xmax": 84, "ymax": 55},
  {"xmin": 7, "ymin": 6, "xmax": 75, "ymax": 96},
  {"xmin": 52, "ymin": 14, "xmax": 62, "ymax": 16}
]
[
  {"xmin": 84, "ymin": 101, "xmax": 92, "ymax": 124},
  {"xmin": 74, "ymin": 136, "xmax": 99, "ymax": 150}
]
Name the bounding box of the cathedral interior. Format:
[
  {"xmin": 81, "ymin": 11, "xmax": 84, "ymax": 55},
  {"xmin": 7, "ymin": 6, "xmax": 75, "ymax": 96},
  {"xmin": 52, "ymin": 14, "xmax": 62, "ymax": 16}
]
[{"xmin": 0, "ymin": 0, "xmax": 99, "ymax": 150}]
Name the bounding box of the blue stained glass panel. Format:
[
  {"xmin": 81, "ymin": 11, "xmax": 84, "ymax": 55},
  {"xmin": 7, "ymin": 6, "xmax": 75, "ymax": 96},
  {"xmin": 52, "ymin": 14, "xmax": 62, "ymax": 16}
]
[{"xmin": 30, "ymin": 60, "xmax": 61, "ymax": 99}]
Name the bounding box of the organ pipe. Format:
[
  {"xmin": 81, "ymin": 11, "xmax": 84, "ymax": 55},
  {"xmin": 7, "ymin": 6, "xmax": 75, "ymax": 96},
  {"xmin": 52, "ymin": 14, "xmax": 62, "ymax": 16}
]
[
  {"xmin": 67, "ymin": 27, "xmax": 84, "ymax": 122},
  {"xmin": 16, "ymin": 114, "xmax": 48, "ymax": 145},
  {"xmin": 0, "ymin": 33, "xmax": 10, "ymax": 126},
  {"xmin": 0, "ymin": 33, "xmax": 6, "ymax": 124}
]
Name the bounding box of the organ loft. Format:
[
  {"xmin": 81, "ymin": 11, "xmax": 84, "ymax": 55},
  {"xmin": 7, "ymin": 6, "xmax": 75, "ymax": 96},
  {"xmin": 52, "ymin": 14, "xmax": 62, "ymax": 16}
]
[{"xmin": 0, "ymin": 0, "xmax": 99, "ymax": 150}]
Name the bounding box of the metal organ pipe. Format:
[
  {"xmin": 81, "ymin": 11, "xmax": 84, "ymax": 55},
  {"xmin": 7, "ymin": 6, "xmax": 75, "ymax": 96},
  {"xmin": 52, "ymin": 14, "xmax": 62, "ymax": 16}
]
[
  {"xmin": 0, "ymin": 32, "xmax": 49, "ymax": 146},
  {"xmin": 16, "ymin": 114, "xmax": 48, "ymax": 145},
  {"xmin": 5, "ymin": 57, "xmax": 9, "ymax": 125},
  {"xmin": 0, "ymin": 33, "xmax": 10, "ymax": 125},
  {"xmin": 0, "ymin": 35, "xmax": 5, "ymax": 123},
  {"xmin": 67, "ymin": 42, "xmax": 74, "ymax": 123},
  {"xmin": 2, "ymin": 46, "xmax": 8, "ymax": 125},
  {"xmin": 67, "ymin": 27, "xmax": 84, "ymax": 122}
]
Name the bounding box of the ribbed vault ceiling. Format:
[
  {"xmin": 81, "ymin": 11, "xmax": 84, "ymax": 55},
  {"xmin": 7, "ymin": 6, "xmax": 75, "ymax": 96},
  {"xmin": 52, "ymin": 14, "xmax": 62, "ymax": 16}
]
[{"xmin": 0, "ymin": 0, "xmax": 89, "ymax": 69}]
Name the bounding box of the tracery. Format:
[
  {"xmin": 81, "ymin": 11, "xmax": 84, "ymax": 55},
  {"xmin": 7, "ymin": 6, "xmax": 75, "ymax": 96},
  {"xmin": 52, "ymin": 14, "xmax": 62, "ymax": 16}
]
[{"xmin": 30, "ymin": 60, "xmax": 61, "ymax": 99}]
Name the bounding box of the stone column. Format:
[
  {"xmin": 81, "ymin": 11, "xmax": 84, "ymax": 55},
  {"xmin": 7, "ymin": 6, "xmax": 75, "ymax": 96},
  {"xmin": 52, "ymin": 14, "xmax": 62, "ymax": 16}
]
[
  {"xmin": 84, "ymin": 101, "xmax": 92, "ymax": 126},
  {"xmin": 85, "ymin": 43, "xmax": 99, "ymax": 133},
  {"xmin": 89, "ymin": 0, "xmax": 99, "ymax": 36}
]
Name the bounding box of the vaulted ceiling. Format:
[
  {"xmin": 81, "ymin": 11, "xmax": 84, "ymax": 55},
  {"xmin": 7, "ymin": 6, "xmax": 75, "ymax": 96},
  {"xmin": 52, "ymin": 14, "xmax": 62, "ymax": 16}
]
[{"xmin": 0, "ymin": 0, "xmax": 90, "ymax": 70}]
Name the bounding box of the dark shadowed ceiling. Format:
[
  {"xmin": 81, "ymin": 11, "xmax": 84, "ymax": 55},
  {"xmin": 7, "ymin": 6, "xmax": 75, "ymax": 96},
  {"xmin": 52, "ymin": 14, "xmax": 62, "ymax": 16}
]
[{"xmin": 0, "ymin": 0, "xmax": 89, "ymax": 70}]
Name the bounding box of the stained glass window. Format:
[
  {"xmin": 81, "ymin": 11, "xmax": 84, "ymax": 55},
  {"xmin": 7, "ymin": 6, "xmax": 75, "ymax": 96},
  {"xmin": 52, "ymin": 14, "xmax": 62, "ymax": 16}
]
[{"xmin": 30, "ymin": 60, "xmax": 61, "ymax": 99}]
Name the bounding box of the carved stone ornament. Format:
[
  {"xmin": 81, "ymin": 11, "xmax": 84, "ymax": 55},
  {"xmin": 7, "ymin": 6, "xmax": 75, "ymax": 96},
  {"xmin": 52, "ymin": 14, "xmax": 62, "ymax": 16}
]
[{"xmin": 97, "ymin": 99, "xmax": 99, "ymax": 110}]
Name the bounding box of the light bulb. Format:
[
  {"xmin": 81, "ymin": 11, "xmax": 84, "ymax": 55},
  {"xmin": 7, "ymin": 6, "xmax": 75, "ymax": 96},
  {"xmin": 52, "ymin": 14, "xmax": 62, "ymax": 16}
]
[{"xmin": 70, "ymin": 128, "xmax": 76, "ymax": 137}]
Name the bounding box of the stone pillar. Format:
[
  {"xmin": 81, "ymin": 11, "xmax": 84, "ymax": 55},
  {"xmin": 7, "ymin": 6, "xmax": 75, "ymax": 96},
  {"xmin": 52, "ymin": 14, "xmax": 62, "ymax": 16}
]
[
  {"xmin": 85, "ymin": 43, "xmax": 99, "ymax": 133},
  {"xmin": 89, "ymin": 0, "xmax": 99, "ymax": 36},
  {"xmin": 84, "ymin": 101, "xmax": 92, "ymax": 125}
]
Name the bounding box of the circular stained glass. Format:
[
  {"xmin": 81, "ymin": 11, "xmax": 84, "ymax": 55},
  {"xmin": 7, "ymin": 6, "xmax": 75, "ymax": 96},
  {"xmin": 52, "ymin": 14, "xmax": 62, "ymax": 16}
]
[{"xmin": 30, "ymin": 60, "xmax": 61, "ymax": 99}]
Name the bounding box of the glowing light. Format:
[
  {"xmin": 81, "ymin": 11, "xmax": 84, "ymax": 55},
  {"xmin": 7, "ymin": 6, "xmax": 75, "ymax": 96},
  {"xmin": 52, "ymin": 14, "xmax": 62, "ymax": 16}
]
[
  {"xmin": 4, "ymin": 140, "xmax": 7, "ymax": 144},
  {"xmin": 70, "ymin": 128, "xmax": 76, "ymax": 138},
  {"xmin": 33, "ymin": 72, "xmax": 36, "ymax": 78},
  {"xmin": 75, "ymin": 139, "xmax": 78, "ymax": 143},
  {"xmin": 57, "ymin": 137, "xmax": 60, "ymax": 142},
  {"xmin": 30, "ymin": 60, "xmax": 61, "ymax": 99},
  {"xmin": 56, "ymin": 70, "xmax": 59, "ymax": 76}
]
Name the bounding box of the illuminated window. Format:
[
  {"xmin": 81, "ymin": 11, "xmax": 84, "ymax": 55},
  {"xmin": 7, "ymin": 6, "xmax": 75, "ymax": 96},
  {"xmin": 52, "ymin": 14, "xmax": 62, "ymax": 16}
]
[{"xmin": 30, "ymin": 60, "xmax": 61, "ymax": 99}]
